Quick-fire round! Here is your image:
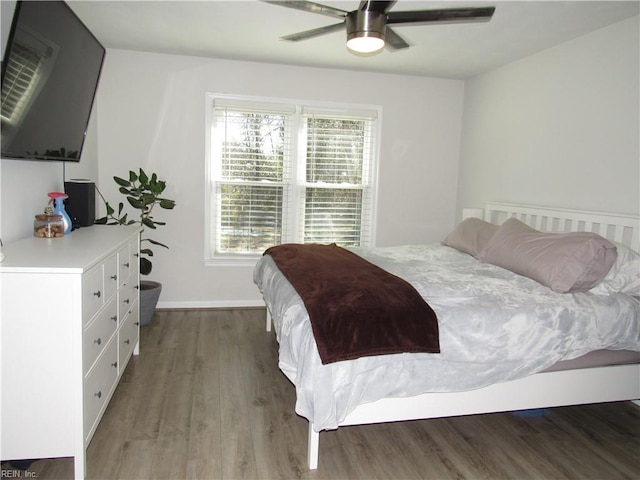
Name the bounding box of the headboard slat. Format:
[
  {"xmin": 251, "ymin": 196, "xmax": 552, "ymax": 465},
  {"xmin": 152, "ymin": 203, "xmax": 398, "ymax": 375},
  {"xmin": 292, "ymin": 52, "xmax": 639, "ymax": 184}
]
[{"xmin": 612, "ymin": 225, "xmax": 625, "ymax": 243}]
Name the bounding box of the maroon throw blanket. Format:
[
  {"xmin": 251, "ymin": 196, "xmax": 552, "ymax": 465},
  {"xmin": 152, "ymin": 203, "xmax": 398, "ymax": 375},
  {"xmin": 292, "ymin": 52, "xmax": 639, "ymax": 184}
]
[{"xmin": 264, "ymin": 243, "xmax": 440, "ymax": 364}]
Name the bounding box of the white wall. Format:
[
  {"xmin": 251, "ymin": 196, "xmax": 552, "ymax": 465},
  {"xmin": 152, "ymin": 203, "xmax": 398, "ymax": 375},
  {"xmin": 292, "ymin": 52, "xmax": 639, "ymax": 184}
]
[
  {"xmin": 457, "ymin": 16, "xmax": 639, "ymax": 218},
  {"xmin": 95, "ymin": 51, "xmax": 465, "ymax": 307}
]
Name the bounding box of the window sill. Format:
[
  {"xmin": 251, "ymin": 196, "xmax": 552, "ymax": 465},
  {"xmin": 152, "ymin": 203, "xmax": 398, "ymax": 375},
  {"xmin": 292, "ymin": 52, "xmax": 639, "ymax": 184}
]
[{"xmin": 204, "ymin": 254, "xmax": 262, "ymax": 267}]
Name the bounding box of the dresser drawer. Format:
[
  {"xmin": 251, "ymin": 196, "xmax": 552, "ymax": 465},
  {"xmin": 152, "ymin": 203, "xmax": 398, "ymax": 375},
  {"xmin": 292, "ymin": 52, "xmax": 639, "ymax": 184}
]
[
  {"xmin": 119, "ymin": 274, "xmax": 138, "ymax": 323},
  {"xmin": 103, "ymin": 254, "xmax": 119, "ymax": 302},
  {"xmin": 83, "ymin": 338, "xmax": 118, "ymax": 442},
  {"xmin": 82, "ymin": 264, "xmax": 104, "ymax": 323},
  {"xmin": 119, "ymin": 305, "xmax": 139, "ymax": 374},
  {"xmin": 83, "ymin": 297, "xmax": 118, "ymax": 376},
  {"xmin": 118, "ymin": 243, "xmax": 134, "ymax": 287}
]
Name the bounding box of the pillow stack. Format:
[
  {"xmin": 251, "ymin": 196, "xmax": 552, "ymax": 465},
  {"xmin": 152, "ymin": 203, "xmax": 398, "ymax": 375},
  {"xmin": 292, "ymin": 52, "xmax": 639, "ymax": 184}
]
[
  {"xmin": 444, "ymin": 217, "xmax": 622, "ymax": 294},
  {"xmin": 475, "ymin": 218, "xmax": 617, "ymax": 293}
]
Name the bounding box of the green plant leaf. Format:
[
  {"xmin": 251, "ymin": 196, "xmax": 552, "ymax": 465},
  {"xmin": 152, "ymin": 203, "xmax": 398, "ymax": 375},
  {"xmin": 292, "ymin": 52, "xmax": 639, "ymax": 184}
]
[
  {"xmin": 138, "ymin": 169, "xmax": 149, "ymax": 185},
  {"xmin": 146, "ymin": 238, "xmax": 169, "ymax": 249},
  {"xmin": 114, "ymin": 176, "xmax": 130, "ymax": 187},
  {"xmin": 150, "ymin": 180, "xmax": 164, "ymax": 195},
  {"xmin": 142, "ymin": 193, "xmax": 156, "ymax": 206},
  {"xmin": 159, "ymin": 199, "xmax": 176, "ymax": 209},
  {"xmin": 128, "ymin": 197, "xmax": 145, "ymax": 209},
  {"xmin": 140, "ymin": 257, "xmax": 152, "ymax": 275},
  {"xmin": 142, "ymin": 217, "xmax": 157, "ymax": 229}
]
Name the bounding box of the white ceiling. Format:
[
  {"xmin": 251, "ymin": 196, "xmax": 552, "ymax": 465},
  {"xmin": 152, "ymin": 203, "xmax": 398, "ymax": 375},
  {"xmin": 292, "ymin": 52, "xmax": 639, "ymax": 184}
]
[{"xmin": 68, "ymin": 0, "xmax": 640, "ymax": 79}]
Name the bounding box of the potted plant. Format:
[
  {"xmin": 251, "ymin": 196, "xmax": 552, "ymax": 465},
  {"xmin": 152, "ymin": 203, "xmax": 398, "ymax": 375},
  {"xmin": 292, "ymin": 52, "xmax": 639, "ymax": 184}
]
[{"xmin": 96, "ymin": 168, "xmax": 176, "ymax": 326}]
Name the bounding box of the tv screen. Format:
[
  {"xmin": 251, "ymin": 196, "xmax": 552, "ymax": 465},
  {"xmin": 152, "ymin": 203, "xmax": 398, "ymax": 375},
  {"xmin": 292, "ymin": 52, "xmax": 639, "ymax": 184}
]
[{"xmin": 1, "ymin": 0, "xmax": 105, "ymax": 162}]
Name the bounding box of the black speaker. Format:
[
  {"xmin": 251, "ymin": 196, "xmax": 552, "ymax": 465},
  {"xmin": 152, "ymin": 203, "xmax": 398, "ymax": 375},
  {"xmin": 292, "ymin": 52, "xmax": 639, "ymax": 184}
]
[{"xmin": 64, "ymin": 180, "xmax": 96, "ymax": 227}]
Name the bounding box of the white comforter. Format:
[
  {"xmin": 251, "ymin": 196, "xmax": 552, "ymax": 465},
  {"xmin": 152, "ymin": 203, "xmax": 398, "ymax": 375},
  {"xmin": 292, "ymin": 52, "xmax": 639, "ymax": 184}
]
[{"xmin": 253, "ymin": 244, "xmax": 640, "ymax": 431}]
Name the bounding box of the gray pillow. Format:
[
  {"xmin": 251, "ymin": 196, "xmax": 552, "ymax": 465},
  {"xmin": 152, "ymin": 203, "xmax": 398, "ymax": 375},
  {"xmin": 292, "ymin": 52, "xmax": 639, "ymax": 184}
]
[
  {"xmin": 476, "ymin": 218, "xmax": 617, "ymax": 293},
  {"xmin": 442, "ymin": 217, "xmax": 499, "ymax": 256}
]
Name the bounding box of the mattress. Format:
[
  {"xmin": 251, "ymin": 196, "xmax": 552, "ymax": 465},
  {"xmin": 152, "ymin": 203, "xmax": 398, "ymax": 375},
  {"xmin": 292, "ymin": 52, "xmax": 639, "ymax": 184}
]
[
  {"xmin": 254, "ymin": 244, "xmax": 640, "ymax": 431},
  {"xmin": 543, "ymin": 348, "xmax": 640, "ymax": 372}
]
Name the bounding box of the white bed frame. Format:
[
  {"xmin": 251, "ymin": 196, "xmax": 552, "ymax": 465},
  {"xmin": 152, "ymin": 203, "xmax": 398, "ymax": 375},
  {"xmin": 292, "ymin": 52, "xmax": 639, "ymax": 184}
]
[{"xmin": 265, "ymin": 202, "xmax": 640, "ymax": 470}]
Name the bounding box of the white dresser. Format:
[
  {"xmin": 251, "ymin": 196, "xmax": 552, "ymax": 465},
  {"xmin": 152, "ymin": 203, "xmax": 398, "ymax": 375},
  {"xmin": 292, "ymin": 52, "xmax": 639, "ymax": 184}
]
[{"xmin": 0, "ymin": 225, "xmax": 141, "ymax": 479}]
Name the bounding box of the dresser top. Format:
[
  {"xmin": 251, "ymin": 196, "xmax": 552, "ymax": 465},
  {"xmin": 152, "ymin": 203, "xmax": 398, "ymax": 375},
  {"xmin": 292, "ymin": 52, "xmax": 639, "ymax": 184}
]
[{"xmin": 0, "ymin": 225, "xmax": 141, "ymax": 273}]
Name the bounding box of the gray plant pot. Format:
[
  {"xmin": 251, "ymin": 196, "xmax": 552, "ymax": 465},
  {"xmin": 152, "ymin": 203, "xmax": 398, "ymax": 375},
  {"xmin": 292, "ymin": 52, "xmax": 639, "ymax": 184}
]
[{"xmin": 139, "ymin": 280, "xmax": 162, "ymax": 326}]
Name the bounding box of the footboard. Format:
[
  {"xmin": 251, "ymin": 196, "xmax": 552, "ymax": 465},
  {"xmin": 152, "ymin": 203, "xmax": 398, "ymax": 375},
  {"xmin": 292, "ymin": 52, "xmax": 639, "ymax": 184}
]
[{"xmin": 306, "ymin": 363, "xmax": 640, "ymax": 469}]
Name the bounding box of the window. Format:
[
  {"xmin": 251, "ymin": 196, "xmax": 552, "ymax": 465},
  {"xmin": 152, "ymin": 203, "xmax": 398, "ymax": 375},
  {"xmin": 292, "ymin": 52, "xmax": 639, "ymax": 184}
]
[{"xmin": 205, "ymin": 95, "xmax": 380, "ymax": 264}]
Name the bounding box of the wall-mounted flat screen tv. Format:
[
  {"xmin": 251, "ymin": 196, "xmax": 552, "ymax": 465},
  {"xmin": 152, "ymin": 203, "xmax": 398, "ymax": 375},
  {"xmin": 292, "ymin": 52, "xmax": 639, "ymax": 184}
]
[{"xmin": 1, "ymin": 0, "xmax": 105, "ymax": 162}]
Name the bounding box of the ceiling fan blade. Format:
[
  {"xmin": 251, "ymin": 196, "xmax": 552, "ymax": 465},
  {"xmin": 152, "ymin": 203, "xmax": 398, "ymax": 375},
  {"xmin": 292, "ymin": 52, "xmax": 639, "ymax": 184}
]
[
  {"xmin": 387, "ymin": 7, "xmax": 495, "ymax": 25},
  {"xmin": 384, "ymin": 26, "xmax": 409, "ymax": 50},
  {"xmin": 359, "ymin": 1, "xmax": 397, "ymax": 13},
  {"xmin": 281, "ymin": 21, "xmax": 346, "ymax": 42},
  {"xmin": 263, "ymin": 1, "xmax": 348, "ymax": 20}
]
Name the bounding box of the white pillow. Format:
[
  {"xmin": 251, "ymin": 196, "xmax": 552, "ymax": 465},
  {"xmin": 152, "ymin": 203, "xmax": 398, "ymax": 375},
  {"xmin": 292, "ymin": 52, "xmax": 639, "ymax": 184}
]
[{"xmin": 590, "ymin": 243, "xmax": 640, "ymax": 296}]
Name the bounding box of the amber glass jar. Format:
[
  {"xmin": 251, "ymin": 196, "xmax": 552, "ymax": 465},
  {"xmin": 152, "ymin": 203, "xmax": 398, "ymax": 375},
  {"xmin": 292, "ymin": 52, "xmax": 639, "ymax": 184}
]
[{"xmin": 34, "ymin": 214, "xmax": 65, "ymax": 238}]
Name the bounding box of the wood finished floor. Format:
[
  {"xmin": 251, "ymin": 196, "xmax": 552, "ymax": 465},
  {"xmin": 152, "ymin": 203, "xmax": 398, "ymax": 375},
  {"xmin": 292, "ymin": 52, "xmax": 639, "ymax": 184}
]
[{"xmin": 2, "ymin": 308, "xmax": 639, "ymax": 480}]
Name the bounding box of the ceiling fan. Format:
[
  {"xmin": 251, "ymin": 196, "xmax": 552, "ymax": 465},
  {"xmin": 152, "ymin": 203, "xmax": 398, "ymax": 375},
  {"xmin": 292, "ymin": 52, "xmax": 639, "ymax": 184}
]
[{"xmin": 264, "ymin": 1, "xmax": 496, "ymax": 54}]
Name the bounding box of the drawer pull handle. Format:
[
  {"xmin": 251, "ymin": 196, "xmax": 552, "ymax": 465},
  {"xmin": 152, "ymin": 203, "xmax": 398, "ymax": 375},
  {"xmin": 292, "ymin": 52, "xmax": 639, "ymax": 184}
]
[
  {"xmin": 93, "ymin": 290, "xmax": 101, "ymax": 298},
  {"xmin": 134, "ymin": 253, "xmax": 139, "ymax": 258},
  {"xmin": 111, "ymin": 274, "xmax": 118, "ymax": 281},
  {"xmin": 111, "ymin": 361, "xmax": 118, "ymax": 369},
  {"xmin": 123, "ymin": 262, "xmax": 130, "ymax": 268},
  {"xmin": 123, "ymin": 298, "xmax": 130, "ymax": 304},
  {"xmin": 124, "ymin": 339, "xmax": 130, "ymax": 345},
  {"xmin": 134, "ymin": 285, "xmax": 140, "ymax": 290},
  {"xmin": 111, "ymin": 315, "xmax": 118, "ymax": 322},
  {"xmin": 94, "ymin": 338, "xmax": 101, "ymax": 346},
  {"xmin": 95, "ymin": 391, "xmax": 102, "ymax": 399},
  {"xmin": 134, "ymin": 321, "xmax": 140, "ymax": 326}
]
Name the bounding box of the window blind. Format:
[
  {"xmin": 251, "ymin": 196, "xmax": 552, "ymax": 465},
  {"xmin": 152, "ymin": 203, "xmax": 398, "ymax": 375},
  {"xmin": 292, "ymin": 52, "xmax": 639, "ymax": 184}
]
[
  {"xmin": 213, "ymin": 106, "xmax": 292, "ymax": 255},
  {"xmin": 301, "ymin": 114, "xmax": 374, "ymax": 246}
]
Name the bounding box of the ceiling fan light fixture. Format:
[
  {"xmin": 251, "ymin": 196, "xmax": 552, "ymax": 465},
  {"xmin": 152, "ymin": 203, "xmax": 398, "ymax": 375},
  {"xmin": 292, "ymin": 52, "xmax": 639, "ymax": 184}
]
[
  {"xmin": 270, "ymin": 2, "xmax": 496, "ymax": 54},
  {"xmin": 346, "ymin": 10, "xmax": 386, "ymax": 54},
  {"xmin": 347, "ymin": 32, "xmax": 385, "ymax": 53}
]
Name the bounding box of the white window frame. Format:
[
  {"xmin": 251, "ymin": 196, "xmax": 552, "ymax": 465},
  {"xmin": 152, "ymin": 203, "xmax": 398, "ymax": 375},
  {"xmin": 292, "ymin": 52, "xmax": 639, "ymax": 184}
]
[{"xmin": 204, "ymin": 93, "xmax": 381, "ymax": 266}]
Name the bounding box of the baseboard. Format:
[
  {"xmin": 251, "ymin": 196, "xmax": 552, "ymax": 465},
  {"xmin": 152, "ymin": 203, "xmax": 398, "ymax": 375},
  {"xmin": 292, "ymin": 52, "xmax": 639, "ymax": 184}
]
[{"xmin": 156, "ymin": 299, "xmax": 266, "ymax": 310}]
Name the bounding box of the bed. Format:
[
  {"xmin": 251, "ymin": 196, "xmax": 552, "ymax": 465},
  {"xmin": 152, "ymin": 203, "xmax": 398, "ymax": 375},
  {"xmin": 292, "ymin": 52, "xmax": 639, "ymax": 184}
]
[{"xmin": 253, "ymin": 202, "xmax": 640, "ymax": 469}]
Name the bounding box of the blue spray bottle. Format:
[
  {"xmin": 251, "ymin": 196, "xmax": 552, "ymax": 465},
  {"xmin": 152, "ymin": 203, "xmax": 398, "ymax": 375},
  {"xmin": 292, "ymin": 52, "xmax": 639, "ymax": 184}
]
[{"xmin": 48, "ymin": 192, "xmax": 72, "ymax": 235}]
